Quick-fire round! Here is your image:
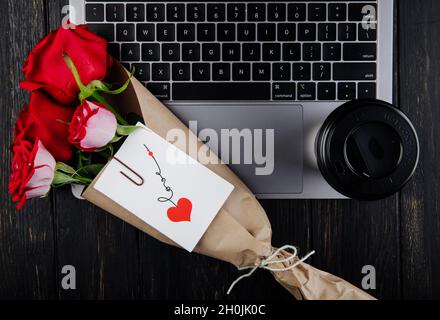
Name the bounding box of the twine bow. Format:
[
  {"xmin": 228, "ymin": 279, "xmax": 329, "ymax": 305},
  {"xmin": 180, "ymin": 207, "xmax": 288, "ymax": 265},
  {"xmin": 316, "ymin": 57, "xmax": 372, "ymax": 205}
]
[{"xmin": 227, "ymin": 245, "xmax": 315, "ymax": 295}]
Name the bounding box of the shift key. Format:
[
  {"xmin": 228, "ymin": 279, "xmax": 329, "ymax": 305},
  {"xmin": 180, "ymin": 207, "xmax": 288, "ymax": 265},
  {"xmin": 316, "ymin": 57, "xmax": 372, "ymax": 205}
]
[{"xmin": 333, "ymin": 63, "xmax": 376, "ymax": 80}]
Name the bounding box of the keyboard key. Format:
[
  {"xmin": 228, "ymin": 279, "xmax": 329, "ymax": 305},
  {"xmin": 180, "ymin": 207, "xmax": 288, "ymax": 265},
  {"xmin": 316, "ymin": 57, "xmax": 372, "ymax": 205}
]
[
  {"xmin": 106, "ymin": 4, "xmax": 124, "ymax": 22},
  {"xmin": 162, "ymin": 43, "xmax": 180, "ymax": 61},
  {"xmin": 288, "ymin": 4, "xmax": 306, "ymax": 21},
  {"xmin": 167, "ymin": 4, "xmax": 185, "ymax": 22},
  {"xmin": 358, "ymin": 23, "xmax": 377, "ymax": 41},
  {"xmin": 292, "ymin": 63, "xmax": 311, "ymax": 81},
  {"xmin": 187, "ymin": 4, "xmax": 205, "ymax": 22},
  {"xmin": 147, "ymin": 83, "xmax": 170, "ymax": 100},
  {"xmin": 117, "ymin": 24, "xmax": 134, "ymax": 41},
  {"xmin": 132, "ymin": 63, "xmax": 150, "ymax": 81},
  {"xmin": 121, "ymin": 43, "xmax": 140, "ymax": 61},
  {"xmin": 172, "ymin": 63, "xmax": 190, "ymax": 81},
  {"xmin": 273, "ymin": 63, "xmax": 291, "ymax": 81},
  {"xmin": 142, "ymin": 43, "xmax": 160, "ymax": 61},
  {"xmin": 358, "ymin": 82, "xmax": 376, "ymax": 99},
  {"xmin": 207, "ymin": 3, "xmax": 225, "ymax": 22},
  {"xmin": 147, "ymin": 4, "xmax": 165, "ymax": 22},
  {"xmin": 303, "ymin": 43, "xmax": 321, "ymax": 61},
  {"xmin": 192, "ymin": 63, "xmax": 210, "ymax": 81},
  {"xmin": 107, "ymin": 43, "xmax": 120, "ymax": 60},
  {"xmin": 222, "ymin": 43, "xmax": 241, "ymax": 61},
  {"xmin": 86, "ymin": 4, "xmax": 104, "ymax": 22},
  {"xmin": 298, "ymin": 83, "xmax": 316, "ymax": 100},
  {"xmin": 323, "ymin": 43, "xmax": 341, "ymax": 61},
  {"xmin": 88, "ymin": 24, "xmax": 114, "ymax": 41},
  {"xmin": 318, "ymin": 82, "xmax": 336, "ymax": 100},
  {"xmin": 227, "ymin": 3, "xmax": 246, "ymax": 22},
  {"xmin": 218, "ymin": 24, "xmax": 236, "ymax": 41},
  {"xmin": 349, "ymin": 3, "xmax": 377, "ymax": 22},
  {"xmin": 137, "ymin": 24, "xmax": 155, "ymax": 42},
  {"xmin": 157, "ymin": 24, "xmax": 175, "ymax": 41},
  {"xmin": 173, "ymin": 83, "xmax": 271, "ymax": 100},
  {"xmin": 339, "ymin": 23, "xmax": 357, "ymax": 41},
  {"xmin": 258, "ymin": 24, "xmax": 276, "ymax": 41},
  {"xmin": 298, "ymin": 24, "xmax": 316, "ymax": 41},
  {"xmin": 152, "ymin": 63, "xmax": 170, "ymax": 81},
  {"xmin": 242, "ymin": 43, "xmax": 261, "ymax": 61},
  {"xmin": 263, "ymin": 43, "xmax": 281, "ymax": 61},
  {"xmin": 253, "ymin": 63, "xmax": 271, "ymax": 81},
  {"xmin": 318, "ymin": 23, "xmax": 337, "ymax": 41},
  {"xmin": 313, "ymin": 63, "xmax": 331, "ymax": 81},
  {"xmin": 283, "ymin": 43, "xmax": 301, "ymax": 61},
  {"xmin": 333, "ymin": 63, "xmax": 376, "ymax": 80},
  {"xmin": 248, "ymin": 3, "xmax": 266, "ymax": 21},
  {"xmin": 126, "ymin": 4, "xmax": 144, "ymax": 22},
  {"xmin": 182, "ymin": 43, "xmax": 200, "ymax": 61},
  {"xmin": 232, "ymin": 63, "xmax": 251, "ymax": 81},
  {"xmin": 308, "ymin": 3, "xmax": 326, "ymax": 22},
  {"xmin": 329, "ymin": 3, "xmax": 347, "ymax": 21},
  {"xmin": 212, "ymin": 63, "xmax": 231, "ymax": 81},
  {"xmin": 278, "ymin": 23, "xmax": 296, "ymax": 41},
  {"xmin": 237, "ymin": 24, "xmax": 256, "ymax": 41},
  {"xmin": 177, "ymin": 23, "xmax": 196, "ymax": 42},
  {"xmin": 197, "ymin": 24, "xmax": 215, "ymax": 41},
  {"xmin": 202, "ymin": 43, "xmax": 221, "ymax": 61},
  {"xmin": 338, "ymin": 82, "xmax": 356, "ymax": 100},
  {"xmin": 273, "ymin": 83, "xmax": 296, "ymax": 100},
  {"xmin": 343, "ymin": 43, "xmax": 376, "ymax": 61},
  {"xmin": 268, "ymin": 3, "xmax": 286, "ymax": 21}
]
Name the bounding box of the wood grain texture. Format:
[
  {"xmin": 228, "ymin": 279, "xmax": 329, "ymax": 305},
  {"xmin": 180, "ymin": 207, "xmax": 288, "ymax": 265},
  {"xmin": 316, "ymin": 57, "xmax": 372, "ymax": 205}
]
[
  {"xmin": 0, "ymin": 0, "xmax": 438, "ymax": 300},
  {"xmin": 398, "ymin": 0, "xmax": 440, "ymax": 299},
  {"xmin": 0, "ymin": 0, "xmax": 56, "ymax": 300}
]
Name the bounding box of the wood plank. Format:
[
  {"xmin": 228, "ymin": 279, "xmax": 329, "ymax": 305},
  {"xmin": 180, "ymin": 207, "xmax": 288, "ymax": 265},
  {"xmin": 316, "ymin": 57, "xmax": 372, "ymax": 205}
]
[
  {"xmin": 398, "ymin": 0, "xmax": 440, "ymax": 299},
  {"xmin": 0, "ymin": 0, "xmax": 56, "ymax": 299},
  {"xmin": 46, "ymin": 0, "xmax": 142, "ymax": 299},
  {"xmin": 310, "ymin": 198, "xmax": 401, "ymax": 300}
]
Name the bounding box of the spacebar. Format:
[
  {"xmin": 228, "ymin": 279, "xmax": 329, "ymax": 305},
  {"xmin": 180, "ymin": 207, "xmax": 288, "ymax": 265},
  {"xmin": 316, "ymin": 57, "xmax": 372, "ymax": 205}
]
[{"xmin": 173, "ymin": 83, "xmax": 271, "ymax": 100}]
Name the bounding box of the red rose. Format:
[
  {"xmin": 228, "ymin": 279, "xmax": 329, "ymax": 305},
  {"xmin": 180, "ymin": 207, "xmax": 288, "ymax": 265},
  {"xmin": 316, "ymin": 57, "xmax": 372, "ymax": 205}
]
[
  {"xmin": 9, "ymin": 139, "xmax": 56, "ymax": 210},
  {"xmin": 20, "ymin": 25, "xmax": 113, "ymax": 105},
  {"xmin": 15, "ymin": 92, "xmax": 75, "ymax": 162},
  {"xmin": 69, "ymin": 100, "xmax": 117, "ymax": 152}
]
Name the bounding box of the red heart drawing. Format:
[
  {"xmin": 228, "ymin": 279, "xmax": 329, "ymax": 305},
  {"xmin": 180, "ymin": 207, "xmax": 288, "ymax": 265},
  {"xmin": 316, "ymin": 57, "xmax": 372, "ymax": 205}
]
[{"xmin": 167, "ymin": 198, "xmax": 192, "ymax": 223}]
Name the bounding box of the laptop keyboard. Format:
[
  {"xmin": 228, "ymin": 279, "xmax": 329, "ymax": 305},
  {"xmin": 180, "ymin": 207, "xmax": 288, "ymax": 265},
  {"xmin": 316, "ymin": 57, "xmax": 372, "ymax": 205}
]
[{"xmin": 85, "ymin": 1, "xmax": 378, "ymax": 102}]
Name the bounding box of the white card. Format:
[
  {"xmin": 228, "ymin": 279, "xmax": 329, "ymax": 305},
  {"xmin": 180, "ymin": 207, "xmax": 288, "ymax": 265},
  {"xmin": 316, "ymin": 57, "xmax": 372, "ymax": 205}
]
[{"xmin": 94, "ymin": 124, "xmax": 234, "ymax": 252}]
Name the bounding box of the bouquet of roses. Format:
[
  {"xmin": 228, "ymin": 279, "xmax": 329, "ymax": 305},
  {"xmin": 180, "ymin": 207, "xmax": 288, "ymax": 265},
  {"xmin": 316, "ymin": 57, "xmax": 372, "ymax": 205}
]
[
  {"xmin": 9, "ymin": 24, "xmax": 374, "ymax": 300},
  {"xmin": 9, "ymin": 25, "xmax": 138, "ymax": 209}
]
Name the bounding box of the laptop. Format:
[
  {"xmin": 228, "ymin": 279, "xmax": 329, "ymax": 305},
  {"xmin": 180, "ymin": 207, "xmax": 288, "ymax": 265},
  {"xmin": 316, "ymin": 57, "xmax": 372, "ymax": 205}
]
[{"xmin": 70, "ymin": 0, "xmax": 394, "ymax": 199}]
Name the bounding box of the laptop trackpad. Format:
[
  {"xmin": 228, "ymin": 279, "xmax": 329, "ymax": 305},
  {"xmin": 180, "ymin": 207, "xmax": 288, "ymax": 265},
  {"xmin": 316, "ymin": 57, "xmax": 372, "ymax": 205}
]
[{"xmin": 169, "ymin": 104, "xmax": 303, "ymax": 195}]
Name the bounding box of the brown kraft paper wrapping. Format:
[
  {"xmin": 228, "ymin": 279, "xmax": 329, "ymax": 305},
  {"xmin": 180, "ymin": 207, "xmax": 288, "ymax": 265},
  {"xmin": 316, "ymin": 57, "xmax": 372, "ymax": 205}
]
[{"xmin": 82, "ymin": 62, "xmax": 375, "ymax": 300}]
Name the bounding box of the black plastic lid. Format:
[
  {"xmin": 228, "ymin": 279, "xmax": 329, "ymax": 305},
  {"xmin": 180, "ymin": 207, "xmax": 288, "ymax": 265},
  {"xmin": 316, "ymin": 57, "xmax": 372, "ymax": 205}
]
[{"xmin": 316, "ymin": 99, "xmax": 419, "ymax": 200}]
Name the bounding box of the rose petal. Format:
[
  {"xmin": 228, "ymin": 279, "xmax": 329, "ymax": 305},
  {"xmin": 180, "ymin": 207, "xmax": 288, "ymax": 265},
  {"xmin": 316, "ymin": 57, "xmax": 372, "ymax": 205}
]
[{"xmin": 80, "ymin": 103, "xmax": 117, "ymax": 150}]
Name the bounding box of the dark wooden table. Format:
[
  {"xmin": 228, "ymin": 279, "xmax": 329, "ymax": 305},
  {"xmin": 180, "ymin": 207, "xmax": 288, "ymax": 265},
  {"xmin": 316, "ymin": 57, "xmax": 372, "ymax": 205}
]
[{"xmin": 0, "ymin": 0, "xmax": 439, "ymax": 300}]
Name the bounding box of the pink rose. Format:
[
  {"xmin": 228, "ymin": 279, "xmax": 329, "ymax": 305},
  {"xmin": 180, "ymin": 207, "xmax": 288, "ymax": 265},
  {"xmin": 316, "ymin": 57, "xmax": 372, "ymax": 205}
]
[
  {"xmin": 9, "ymin": 139, "xmax": 56, "ymax": 210},
  {"xmin": 68, "ymin": 100, "xmax": 117, "ymax": 151}
]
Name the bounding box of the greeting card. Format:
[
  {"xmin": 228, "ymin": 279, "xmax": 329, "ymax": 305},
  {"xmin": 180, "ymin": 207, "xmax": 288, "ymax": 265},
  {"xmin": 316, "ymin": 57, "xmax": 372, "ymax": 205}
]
[{"xmin": 94, "ymin": 124, "xmax": 234, "ymax": 252}]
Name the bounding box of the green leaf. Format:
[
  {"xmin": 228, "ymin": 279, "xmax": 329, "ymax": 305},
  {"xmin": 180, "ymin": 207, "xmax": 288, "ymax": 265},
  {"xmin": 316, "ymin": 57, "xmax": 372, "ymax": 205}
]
[
  {"xmin": 110, "ymin": 135, "xmax": 124, "ymax": 144},
  {"xmin": 55, "ymin": 162, "xmax": 76, "ymax": 175},
  {"xmin": 117, "ymin": 125, "xmax": 139, "ymax": 136},
  {"xmin": 76, "ymin": 164, "xmax": 105, "ymax": 178},
  {"xmin": 52, "ymin": 171, "xmax": 82, "ymax": 187}
]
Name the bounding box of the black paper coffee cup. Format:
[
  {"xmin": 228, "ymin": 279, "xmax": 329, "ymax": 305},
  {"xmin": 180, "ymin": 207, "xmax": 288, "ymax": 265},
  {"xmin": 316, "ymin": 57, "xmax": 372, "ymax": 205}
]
[{"xmin": 316, "ymin": 99, "xmax": 419, "ymax": 200}]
